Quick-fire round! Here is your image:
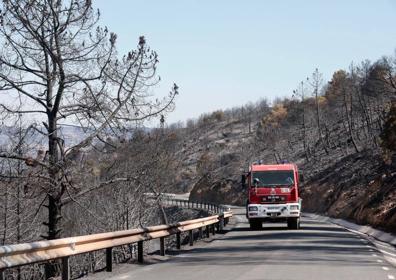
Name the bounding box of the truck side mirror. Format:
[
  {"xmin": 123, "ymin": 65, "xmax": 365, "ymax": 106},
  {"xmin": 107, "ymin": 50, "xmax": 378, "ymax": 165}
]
[{"xmin": 241, "ymin": 174, "xmax": 246, "ymax": 187}]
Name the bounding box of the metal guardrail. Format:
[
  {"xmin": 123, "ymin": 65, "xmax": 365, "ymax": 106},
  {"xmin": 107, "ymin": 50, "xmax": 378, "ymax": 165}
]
[
  {"xmin": 0, "ymin": 205, "xmax": 232, "ymax": 280},
  {"xmin": 164, "ymin": 198, "xmax": 231, "ymax": 213}
]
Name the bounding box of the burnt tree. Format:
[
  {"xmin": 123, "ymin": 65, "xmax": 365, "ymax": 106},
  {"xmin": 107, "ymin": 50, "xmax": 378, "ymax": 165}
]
[{"xmin": 0, "ymin": 0, "xmax": 177, "ymax": 278}]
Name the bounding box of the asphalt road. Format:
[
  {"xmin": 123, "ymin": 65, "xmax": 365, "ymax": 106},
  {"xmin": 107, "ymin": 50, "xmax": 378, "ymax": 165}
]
[{"xmin": 102, "ymin": 207, "xmax": 396, "ymax": 280}]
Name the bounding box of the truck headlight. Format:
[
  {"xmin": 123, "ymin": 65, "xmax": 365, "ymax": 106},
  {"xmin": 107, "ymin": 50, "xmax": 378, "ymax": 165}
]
[
  {"xmin": 248, "ymin": 206, "xmax": 258, "ymax": 211},
  {"xmin": 290, "ymin": 205, "xmax": 299, "ymax": 211}
]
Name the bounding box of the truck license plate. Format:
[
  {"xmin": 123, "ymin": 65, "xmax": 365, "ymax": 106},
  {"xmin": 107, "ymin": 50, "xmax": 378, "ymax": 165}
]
[{"xmin": 270, "ymin": 213, "xmax": 277, "ymax": 217}]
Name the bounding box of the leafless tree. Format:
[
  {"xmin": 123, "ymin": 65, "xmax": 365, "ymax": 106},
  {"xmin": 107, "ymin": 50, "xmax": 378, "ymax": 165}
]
[
  {"xmin": 308, "ymin": 68, "xmax": 329, "ymax": 155},
  {"xmin": 0, "ymin": 0, "xmax": 177, "ymax": 278},
  {"xmin": 292, "ymin": 81, "xmax": 311, "ymax": 161}
]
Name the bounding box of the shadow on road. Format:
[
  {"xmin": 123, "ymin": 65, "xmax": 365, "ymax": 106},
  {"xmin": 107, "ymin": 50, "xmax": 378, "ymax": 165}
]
[
  {"xmin": 231, "ymin": 224, "xmax": 352, "ymax": 234},
  {"xmin": 157, "ymin": 216, "xmax": 379, "ymax": 269}
]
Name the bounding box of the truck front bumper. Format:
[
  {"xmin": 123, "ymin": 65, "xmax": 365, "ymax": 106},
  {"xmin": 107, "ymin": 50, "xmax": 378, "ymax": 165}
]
[{"xmin": 247, "ymin": 203, "xmax": 300, "ymax": 219}]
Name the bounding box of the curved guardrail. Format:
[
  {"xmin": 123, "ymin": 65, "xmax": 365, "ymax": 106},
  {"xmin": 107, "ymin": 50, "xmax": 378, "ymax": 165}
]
[
  {"xmin": 164, "ymin": 198, "xmax": 231, "ymax": 213},
  {"xmin": 0, "ymin": 208, "xmax": 232, "ymax": 280}
]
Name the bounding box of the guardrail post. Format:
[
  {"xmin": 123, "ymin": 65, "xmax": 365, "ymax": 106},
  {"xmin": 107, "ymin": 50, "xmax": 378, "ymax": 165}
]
[
  {"xmin": 138, "ymin": 241, "xmax": 144, "ymax": 263},
  {"xmin": 206, "ymin": 225, "xmax": 210, "ymax": 238},
  {"xmin": 106, "ymin": 247, "xmax": 113, "ymax": 272},
  {"xmin": 189, "ymin": 230, "xmax": 194, "ymax": 246},
  {"xmin": 176, "ymin": 232, "xmax": 181, "ymax": 249},
  {"xmin": 62, "ymin": 257, "xmax": 70, "ymax": 280},
  {"xmin": 199, "ymin": 227, "xmax": 203, "ymax": 239},
  {"xmin": 160, "ymin": 237, "xmax": 165, "ymax": 256},
  {"xmin": 218, "ymin": 215, "xmax": 224, "ymax": 233}
]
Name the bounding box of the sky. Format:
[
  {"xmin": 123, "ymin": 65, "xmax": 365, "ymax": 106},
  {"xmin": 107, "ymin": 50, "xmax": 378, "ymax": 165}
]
[{"xmin": 94, "ymin": 0, "xmax": 396, "ymax": 124}]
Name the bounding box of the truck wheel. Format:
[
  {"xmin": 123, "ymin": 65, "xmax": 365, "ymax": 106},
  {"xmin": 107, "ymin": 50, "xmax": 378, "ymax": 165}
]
[
  {"xmin": 287, "ymin": 217, "xmax": 300, "ymax": 230},
  {"xmin": 249, "ymin": 219, "xmax": 262, "ymax": 230}
]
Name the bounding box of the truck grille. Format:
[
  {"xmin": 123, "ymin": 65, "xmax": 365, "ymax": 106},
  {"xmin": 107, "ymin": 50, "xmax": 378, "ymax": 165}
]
[{"xmin": 261, "ymin": 195, "xmax": 286, "ymax": 203}]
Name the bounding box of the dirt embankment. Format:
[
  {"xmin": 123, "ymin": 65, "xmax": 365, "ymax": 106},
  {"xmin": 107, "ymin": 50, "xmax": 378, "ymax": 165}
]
[
  {"xmin": 301, "ymin": 151, "xmax": 396, "ymax": 233},
  {"xmin": 189, "ymin": 175, "xmax": 245, "ymax": 206}
]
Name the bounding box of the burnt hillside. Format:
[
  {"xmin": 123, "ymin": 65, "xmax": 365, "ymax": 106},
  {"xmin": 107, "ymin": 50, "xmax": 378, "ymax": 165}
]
[{"xmin": 173, "ymin": 59, "xmax": 396, "ymax": 233}]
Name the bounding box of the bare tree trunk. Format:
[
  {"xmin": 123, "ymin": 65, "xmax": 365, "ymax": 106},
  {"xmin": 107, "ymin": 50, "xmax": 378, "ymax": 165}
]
[
  {"xmin": 301, "ymin": 108, "xmax": 310, "ymax": 162},
  {"xmin": 343, "ymin": 88, "xmax": 360, "ymax": 153},
  {"xmin": 311, "ymin": 69, "xmax": 328, "ymax": 155},
  {"xmin": 1, "ymin": 185, "xmax": 8, "ymax": 246},
  {"xmin": 16, "ymin": 183, "xmax": 22, "ymax": 280}
]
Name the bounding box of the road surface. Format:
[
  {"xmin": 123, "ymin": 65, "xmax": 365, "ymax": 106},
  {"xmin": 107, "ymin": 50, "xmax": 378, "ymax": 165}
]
[{"xmin": 100, "ymin": 207, "xmax": 396, "ymax": 280}]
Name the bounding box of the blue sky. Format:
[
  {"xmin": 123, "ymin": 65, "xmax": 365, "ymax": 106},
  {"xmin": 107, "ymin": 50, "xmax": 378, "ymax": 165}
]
[{"xmin": 94, "ymin": 0, "xmax": 396, "ymax": 124}]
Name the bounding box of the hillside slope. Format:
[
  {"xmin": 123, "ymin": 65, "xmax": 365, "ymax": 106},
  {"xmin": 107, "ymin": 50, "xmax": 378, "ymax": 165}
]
[
  {"xmin": 176, "ymin": 115, "xmax": 396, "ymax": 233},
  {"xmin": 173, "ymin": 62, "xmax": 396, "ymax": 234}
]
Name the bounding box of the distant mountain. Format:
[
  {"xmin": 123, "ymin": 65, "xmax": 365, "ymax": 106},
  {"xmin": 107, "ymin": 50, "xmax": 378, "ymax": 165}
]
[
  {"xmin": 57, "ymin": 124, "xmax": 92, "ymax": 147},
  {"xmin": 0, "ymin": 124, "xmax": 149, "ymax": 150},
  {"xmin": 0, "ymin": 124, "xmax": 89, "ymax": 149}
]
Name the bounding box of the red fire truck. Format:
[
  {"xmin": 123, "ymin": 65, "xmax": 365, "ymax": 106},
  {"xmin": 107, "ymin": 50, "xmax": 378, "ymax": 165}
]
[{"xmin": 242, "ymin": 162, "xmax": 303, "ymax": 230}]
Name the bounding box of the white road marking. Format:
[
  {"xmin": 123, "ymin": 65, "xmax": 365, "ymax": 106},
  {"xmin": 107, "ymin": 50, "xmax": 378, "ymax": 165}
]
[
  {"xmin": 382, "ymin": 267, "xmax": 390, "ymax": 271},
  {"xmin": 372, "ymin": 240, "xmax": 394, "ymax": 249},
  {"xmin": 377, "ymin": 260, "xmax": 383, "ymax": 263},
  {"xmin": 372, "ymin": 254, "xmax": 378, "ymax": 257},
  {"xmin": 388, "ymin": 275, "xmax": 395, "ymax": 280},
  {"xmin": 331, "ymin": 223, "xmax": 396, "ymax": 254},
  {"xmin": 378, "ymin": 248, "xmax": 396, "ymax": 258}
]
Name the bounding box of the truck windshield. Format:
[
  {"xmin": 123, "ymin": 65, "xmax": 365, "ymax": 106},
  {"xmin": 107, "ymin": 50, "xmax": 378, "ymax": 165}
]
[{"xmin": 252, "ymin": 171, "xmax": 294, "ymax": 187}]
